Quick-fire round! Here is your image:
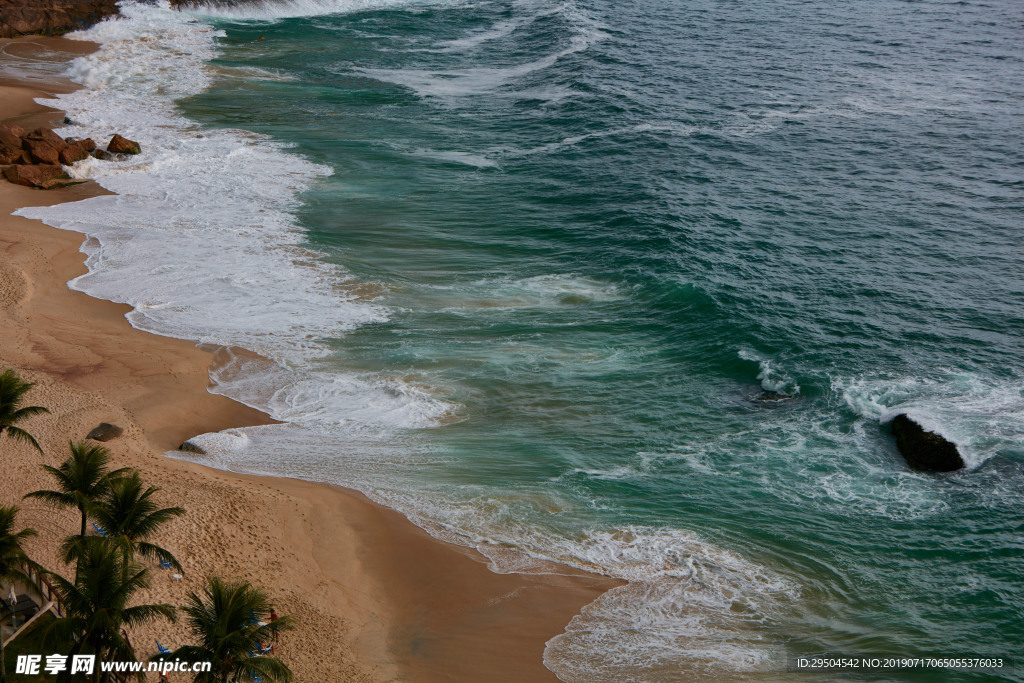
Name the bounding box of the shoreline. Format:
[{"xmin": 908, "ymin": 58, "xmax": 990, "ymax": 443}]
[{"xmin": 0, "ymin": 35, "xmax": 619, "ymax": 682}]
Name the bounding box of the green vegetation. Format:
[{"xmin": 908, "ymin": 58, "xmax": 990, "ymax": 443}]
[
  {"xmin": 0, "ymin": 506, "xmax": 37, "ymax": 683},
  {"xmin": 0, "ymin": 370, "xmax": 294, "ymax": 682},
  {"xmin": 156, "ymin": 577, "xmax": 293, "ymax": 683},
  {"xmin": 0, "ymin": 370, "xmax": 49, "ymax": 454},
  {"xmin": 25, "ymin": 441, "xmax": 131, "ymax": 540},
  {"xmin": 90, "ymin": 472, "xmax": 185, "ymax": 572},
  {"xmin": 40, "ymin": 540, "xmax": 176, "ymax": 681}
]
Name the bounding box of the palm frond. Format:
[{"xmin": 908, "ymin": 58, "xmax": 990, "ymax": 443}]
[{"xmin": 4, "ymin": 425, "xmax": 44, "ymax": 453}]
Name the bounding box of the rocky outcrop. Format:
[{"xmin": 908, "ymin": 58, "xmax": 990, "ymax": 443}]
[
  {"xmin": 890, "ymin": 414, "xmax": 965, "ymax": 472},
  {"xmin": 2, "ymin": 126, "xmax": 140, "ymax": 189},
  {"xmin": 0, "ymin": 0, "xmax": 119, "ymax": 38},
  {"xmin": 106, "ymin": 134, "xmax": 141, "ymax": 155},
  {"xmin": 3, "ymin": 163, "xmax": 73, "ymax": 189},
  {"xmin": 0, "ymin": 126, "xmax": 27, "ymax": 164},
  {"xmin": 86, "ymin": 422, "xmax": 124, "ymax": 442},
  {"xmin": 23, "ymin": 138, "xmax": 61, "ymax": 165},
  {"xmin": 0, "ymin": 0, "xmax": 201, "ymax": 39}
]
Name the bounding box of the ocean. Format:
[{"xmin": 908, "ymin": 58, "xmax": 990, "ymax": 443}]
[{"xmin": 16, "ymin": 0, "xmax": 1024, "ymax": 680}]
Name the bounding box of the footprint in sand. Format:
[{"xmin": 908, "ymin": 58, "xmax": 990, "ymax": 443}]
[{"xmin": 0, "ymin": 263, "xmax": 29, "ymax": 310}]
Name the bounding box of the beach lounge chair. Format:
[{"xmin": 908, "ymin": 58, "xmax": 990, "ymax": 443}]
[
  {"xmin": 91, "ymin": 522, "xmax": 108, "ymax": 537},
  {"xmin": 156, "ymin": 639, "xmax": 171, "ymax": 655},
  {"xmin": 4, "ymin": 595, "xmax": 38, "ymax": 627},
  {"xmin": 254, "ymin": 642, "xmax": 272, "ymax": 656},
  {"xmin": 160, "ymin": 558, "xmax": 173, "ymax": 569}
]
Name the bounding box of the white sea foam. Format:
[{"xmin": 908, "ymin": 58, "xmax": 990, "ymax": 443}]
[
  {"xmin": 422, "ymin": 273, "xmax": 623, "ymax": 310},
  {"xmin": 541, "ymin": 528, "xmax": 797, "ymax": 681},
  {"xmin": 738, "ymin": 349, "xmax": 801, "ymax": 396},
  {"xmin": 499, "ymin": 121, "xmax": 697, "ymax": 159},
  {"xmin": 186, "ymin": 0, "xmax": 444, "ymax": 20},
  {"xmin": 354, "ymin": 1, "xmax": 606, "ymax": 101},
  {"xmin": 434, "ymin": 0, "xmax": 563, "ymax": 51}
]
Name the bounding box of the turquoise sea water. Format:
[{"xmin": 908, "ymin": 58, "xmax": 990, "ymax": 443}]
[{"xmin": 19, "ymin": 0, "xmax": 1024, "ymax": 679}]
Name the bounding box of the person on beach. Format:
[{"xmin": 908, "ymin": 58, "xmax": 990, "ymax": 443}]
[{"xmin": 270, "ymin": 609, "xmax": 279, "ymax": 643}]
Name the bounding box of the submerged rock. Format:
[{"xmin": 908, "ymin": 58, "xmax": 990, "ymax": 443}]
[
  {"xmin": 178, "ymin": 440, "xmax": 207, "ymax": 455},
  {"xmin": 86, "ymin": 422, "xmax": 123, "ymax": 442},
  {"xmin": 890, "ymin": 414, "xmax": 965, "ymax": 472},
  {"xmin": 107, "ymin": 134, "xmax": 141, "ymax": 155}
]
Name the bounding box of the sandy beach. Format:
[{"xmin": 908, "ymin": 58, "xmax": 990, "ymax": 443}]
[{"xmin": 0, "ymin": 36, "xmax": 617, "ymax": 682}]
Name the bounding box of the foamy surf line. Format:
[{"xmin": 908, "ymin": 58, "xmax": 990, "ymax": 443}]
[{"xmin": 11, "ymin": 3, "xmax": 802, "ymax": 680}]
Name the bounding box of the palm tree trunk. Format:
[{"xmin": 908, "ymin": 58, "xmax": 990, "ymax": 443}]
[
  {"xmin": 1, "ymin": 635, "xmax": 7, "ymax": 683},
  {"xmin": 79, "ymin": 504, "xmax": 87, "ymax": 538}
]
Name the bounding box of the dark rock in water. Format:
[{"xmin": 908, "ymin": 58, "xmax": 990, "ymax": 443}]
[
  {"xmin": 890, "ymin": 414, "xmax": 965, "ymax": 472},
  {"xmin": 107, "ymin": 134, "xmax": 141, "ymax": 155},
  {"xmin": 90, "ymin": 148, "xmax": 114, "ymax": 161},
  {"xmin": 179, "ymin": 440, "xmax": 206, "ymax": 455},
  {"xmin": 3, "ymin": 163, "xmax": 71, "ymax": 189},
  {"xmin": 86, "ymin": 422, "xmax": 123, "ymax": 442}
]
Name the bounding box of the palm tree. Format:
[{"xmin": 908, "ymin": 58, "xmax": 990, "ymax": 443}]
[
  {"xmin": 24, "ymin": 441, "xmax": 130, "ymax": 538},
  {"xmin": 42, "ymin": 539, "xmax": 175, "ymax": 683},
  {"xmin": 0, "ymin": 506, "xmax": 38, "ymax": 683},
  {"xmin": 0, "ymin": 369, "xmax": 49, "ymax": 453},
  {"xmin": 157, "ymin": 577, "xmax": 293, "ymax": 683},
  {"xmin": 88, "ymin": 471, "xmax": 185, "ymax": 571}
]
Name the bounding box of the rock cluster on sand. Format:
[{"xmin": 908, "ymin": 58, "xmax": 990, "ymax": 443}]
[
  {"xmin": 890, "ymin": 414, "xmax": 965, "ymax": 472},
  {"xmin": 0, "ymin": 125, "xmax": 140, "ymax": 189}
]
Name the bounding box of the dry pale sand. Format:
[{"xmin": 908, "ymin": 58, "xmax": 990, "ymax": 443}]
[{"xmin": 0, "ymin": 37, "xmax": 619, "ymax": 683}]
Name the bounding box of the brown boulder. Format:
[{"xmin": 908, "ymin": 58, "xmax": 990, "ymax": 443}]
[
  {"xmin": 3, "ymin": 164, "xmax": 71, "ymax": 189},
  {"xmin": 22, "ymin": 139, "xmax": 60, "ymax": 165},
  {"xmin": 59, "ymin": 140, "xmax": 92, "ymax": 165},
  {"xmin": 0, "ymin": 0, "xmax": 120, "ymax": 39},
  {"xmin": 70, "ymin": 137, "xmax": 96, "ymax": 152},
  {"xmin": 25, "ymin": 127, "xmax": 68, "ymax": 151},
  {"xmin": 0, "ymin": 126, "xmax": 24, "ymax": 163},
  {"xmin": 86, "ymin": 422, "xmax": 124, "ymax": 442},
  {"xmin": 107, "ymin": 134, "xmax": 141, "ymax": 155}
]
